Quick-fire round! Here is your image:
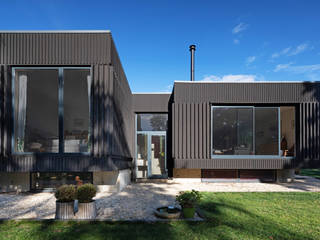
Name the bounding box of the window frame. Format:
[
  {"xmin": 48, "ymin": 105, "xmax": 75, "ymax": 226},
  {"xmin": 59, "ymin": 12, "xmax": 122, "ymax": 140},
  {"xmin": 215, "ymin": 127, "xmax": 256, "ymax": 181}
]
[
  {"xmin": 12, "ymin": 66, "xmax": 92, "ymax": 155},
  {"xmin": 211, "ymin": 106, "xmax": 281, "ymax": 159}
]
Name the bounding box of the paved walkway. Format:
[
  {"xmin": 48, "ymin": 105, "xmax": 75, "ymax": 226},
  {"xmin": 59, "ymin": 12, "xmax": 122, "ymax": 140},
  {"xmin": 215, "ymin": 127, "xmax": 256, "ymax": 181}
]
[{"xmin": 0, "ymin": 175, "xmax": 319, "ymax": 220}]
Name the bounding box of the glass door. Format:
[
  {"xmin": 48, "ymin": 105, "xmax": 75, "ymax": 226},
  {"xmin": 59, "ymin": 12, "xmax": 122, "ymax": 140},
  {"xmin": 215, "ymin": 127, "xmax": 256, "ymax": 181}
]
[
  {"xmin": 136, "ymin": 133, "xmax": 148, "ymax": 178},
  {"xmin": 136, "ymin": 132, "xmax": 167, "ymax": 178},
  {"xmin": 149, "ymin": 134, "xmax": 166, "ymax": 178}
]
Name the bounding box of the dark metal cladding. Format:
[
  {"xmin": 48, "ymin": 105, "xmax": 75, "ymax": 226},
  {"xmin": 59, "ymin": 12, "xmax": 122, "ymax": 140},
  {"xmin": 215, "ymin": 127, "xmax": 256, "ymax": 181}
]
[
  {"xmin": 172, "ymin": 82, "xmax": 320, "ymax": 169},
  {"xmin": 0, "ymin": 32, "xmax": 111, "ymax": 65},
  {"xmin": 0, "ymin": 32, "xmax": 132, "ymax": 172},
  {"xmin": 132, "ymin": 93, "xmax": 171, "ymax": 112},
  {"xmin": 174, "ymin": 82, "xmax": 320, "ymax": 103}
]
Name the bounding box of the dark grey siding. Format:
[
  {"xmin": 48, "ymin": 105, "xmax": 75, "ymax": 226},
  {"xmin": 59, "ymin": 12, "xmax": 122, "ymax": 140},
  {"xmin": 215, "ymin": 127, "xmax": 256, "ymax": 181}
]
[
  {"xmin": 172, "ymin": 82, "xmax": 320, "ymax": 169},
  {"xmin": 133, "ymin": 93, "xmax": 170, "ymax": 112},
  {"xmin": 0, "ymin": 32, "xmax": 132, "ymax": 172},
  {"xmin": 111, "ymin": 38, "xmax": 134, "ymax": 160},
  {"xmin": 0, "ymin": 32, "xmax": 111, "ymax": 65},
  {"xmin": 298, "ymin": 102, "xmax": 320, "ymax": 168},
  {"xmin": 174, "ymin": 82, "xmax": 320, "ymax": 103}
]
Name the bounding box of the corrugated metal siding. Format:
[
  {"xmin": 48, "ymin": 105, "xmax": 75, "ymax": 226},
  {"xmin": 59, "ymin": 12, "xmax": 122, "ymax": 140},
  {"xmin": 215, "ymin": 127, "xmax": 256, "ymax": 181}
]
[
  {"xmin": 0, "ymin": 33, "xmax": 133, "ymax": 172},
  {"xmin": 0, "ymin": 65, "xmax": 12, "ymax": 158},
  {"xmin": 174, "ymin": 82, "xmax": 320, "ymax": 103},
  {"xmin": 132, "ymin": 94, "xmax": 170, "ymax": 112},
  {"xmin": 175, "ymin": 158, "xmax": 294, "ymax": 169},
  {"xmin": 0, "ymin": 33, "xmax": 111, "ymax": 65},
  {"xmin": 0, "ymin": 155, "xmax": 131, "ymax": 172},
  {"xmin": 172, "ymin": 82, "xmax": 320, "ymax": 169},
  {"xmin": 298, "ymin": 102, "xmax": 320, "ymax": 167},
  {"xmin": 111, "ymin": 37, "xmax": 133, "ymax": 159},
  {"xmin": 172, "ymin": 102, "xmax": 210, "ymax": 160}
]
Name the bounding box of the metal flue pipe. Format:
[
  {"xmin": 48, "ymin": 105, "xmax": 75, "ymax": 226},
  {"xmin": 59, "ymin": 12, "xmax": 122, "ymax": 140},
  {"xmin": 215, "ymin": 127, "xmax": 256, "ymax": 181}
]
[{"xmin": 189, "ymin": 45, "xmax": 196, "ymax": 81}]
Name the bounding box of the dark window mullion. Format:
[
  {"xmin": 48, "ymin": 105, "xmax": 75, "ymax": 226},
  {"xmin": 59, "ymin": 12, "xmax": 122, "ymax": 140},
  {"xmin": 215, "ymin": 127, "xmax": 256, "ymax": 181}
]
[{"xmin": 58, "ymin": 68, "xmax": 64, "ymax": 153}]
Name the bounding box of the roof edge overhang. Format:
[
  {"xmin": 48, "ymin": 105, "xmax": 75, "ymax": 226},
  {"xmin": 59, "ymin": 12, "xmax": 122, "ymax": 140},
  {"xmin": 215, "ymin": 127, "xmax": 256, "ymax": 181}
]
[
  {"xmin": 174, "ymin": 80, "xmax": 320, "ymax": 84},
  {"xmin": 0, "ymin": 30, "xmax": 111, "ymax": 33}
]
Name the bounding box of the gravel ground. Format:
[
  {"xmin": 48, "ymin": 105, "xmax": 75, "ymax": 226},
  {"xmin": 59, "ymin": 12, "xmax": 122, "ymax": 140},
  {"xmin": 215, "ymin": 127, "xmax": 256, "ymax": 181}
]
[{"xmin": 0, "ymin": 175, "xmax": 319, "ymax": 220}]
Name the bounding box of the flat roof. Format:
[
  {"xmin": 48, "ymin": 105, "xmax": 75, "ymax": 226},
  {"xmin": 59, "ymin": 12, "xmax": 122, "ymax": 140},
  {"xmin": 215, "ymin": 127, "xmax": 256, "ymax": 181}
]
[
  {"xmin": 132, "ymin": 92, "xmax": 172, "ymax": 94},
  {"xmin": 174, "ymin": 80, "xmax": 319, "ymax": 83},
  {"xmin": 0, "ymin": 30, "xmax": 111, "ymax": 33}
]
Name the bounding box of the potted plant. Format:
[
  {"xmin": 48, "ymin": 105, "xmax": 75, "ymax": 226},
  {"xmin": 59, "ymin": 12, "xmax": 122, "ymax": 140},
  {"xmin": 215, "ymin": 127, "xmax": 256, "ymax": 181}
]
[
  {"xmin": 75, "ymin": 183, "xmax": 97, "ymax": 219},
  {"xmin": 176, "ymin": 190, "xmax": 201, "ymax": 218},
  {"xmin": 55, "ymin": 185, "xmax": 77, "ymax": 219}
]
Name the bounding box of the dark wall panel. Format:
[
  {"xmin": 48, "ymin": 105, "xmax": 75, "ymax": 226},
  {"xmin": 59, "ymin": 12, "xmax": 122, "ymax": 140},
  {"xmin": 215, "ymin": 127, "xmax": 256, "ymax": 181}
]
[
  {"xmin": 297, "ymin": 102, "xmax": 320, "ymax": 167},
  {"xmin": 0, "ymin": 155, "xmax": 131, "ymax": 172},
  {"xmin": 0, "ymin": 33, "xmax": 133, "ymax": 172},
  {"xmin": 132, "ymin": 93, "xmax": 170, "ymax": 112},
  {"xmin": 0, "ymin": 33, "xmax": 111, "ymax": 65},
  {"xmin": 172, "ymin": 82, "xmax": 320, "ymax": 169},
  {"xmin": 175, "ymin": 158, "xmax": 294, "ymax": 169},
  {"xmin": 172, "ymin": 102, "xmax": 210, "ymax": 160},
  {"xmin": 174, "ymin": 82, "xmax": 320, "ymax": 103}
]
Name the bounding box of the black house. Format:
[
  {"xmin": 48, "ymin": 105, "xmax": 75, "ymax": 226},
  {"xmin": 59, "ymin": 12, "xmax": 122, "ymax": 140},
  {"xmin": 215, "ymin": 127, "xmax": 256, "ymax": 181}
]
[{"xmin": 0, "ymin": 31, "xmax": 319, "ymax": 191}]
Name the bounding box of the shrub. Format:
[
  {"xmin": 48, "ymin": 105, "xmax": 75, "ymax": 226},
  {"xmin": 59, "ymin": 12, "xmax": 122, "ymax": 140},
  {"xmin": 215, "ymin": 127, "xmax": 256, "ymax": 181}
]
[
  {"xmin": 77, "ymin": 183, "xmax": 97, "ymax": 203},
  {"xmin": 176, "ymin": 190, "xmax": 201, "ymax": 208},
  {"xmin": 55, "ymin": 185, "xmax": 77, "ymax": 202}
]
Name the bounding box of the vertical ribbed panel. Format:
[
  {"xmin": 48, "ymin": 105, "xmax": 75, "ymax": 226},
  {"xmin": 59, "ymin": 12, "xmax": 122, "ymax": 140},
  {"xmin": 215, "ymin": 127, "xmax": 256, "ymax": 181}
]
[
  {"xmin": 174, "ymin": 82, "xmax": 320, "ymax": 103},
  {"xmin": 92, "ymin": 65, "xmax": 114, "ymax": 158},
  {"xmin": 0, "ymin": 33, "xmax": 111, "ymax": 65},
  {"xmin": 298, "ymin": 102, "xmax": 320, "ymax": 167},
  {"xmin": 172, "ymin": 102, "xmax": 211, "ymax": 161},
  {"xmin": 0, "ymin": 65, "xmax": 3, "ymax": 157}
]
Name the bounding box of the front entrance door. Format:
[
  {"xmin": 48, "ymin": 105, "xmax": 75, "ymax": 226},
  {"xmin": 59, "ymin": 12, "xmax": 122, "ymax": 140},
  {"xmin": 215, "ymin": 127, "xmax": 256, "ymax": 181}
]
[{"xmin": 136, "ymin": 132, "xmax": 166, "ymax": 178}]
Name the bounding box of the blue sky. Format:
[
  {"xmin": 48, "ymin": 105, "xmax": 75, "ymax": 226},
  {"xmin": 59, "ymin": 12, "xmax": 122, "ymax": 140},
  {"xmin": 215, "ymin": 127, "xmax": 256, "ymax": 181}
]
[{"xmin": 1, "ymin": 0, "xmax": 320, "ymax": 92}]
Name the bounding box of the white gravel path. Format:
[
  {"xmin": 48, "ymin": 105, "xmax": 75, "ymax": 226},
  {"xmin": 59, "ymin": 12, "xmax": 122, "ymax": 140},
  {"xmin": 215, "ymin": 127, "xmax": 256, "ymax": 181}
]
[{"xmin": 0, "ymin": 175, "xmax": 319, "ymax": 220}]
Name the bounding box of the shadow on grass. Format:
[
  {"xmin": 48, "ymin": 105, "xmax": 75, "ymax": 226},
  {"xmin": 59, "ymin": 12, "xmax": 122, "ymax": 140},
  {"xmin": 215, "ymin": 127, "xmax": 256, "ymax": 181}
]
[{"xmin": 1, "ymin": 192, "xmax": 320, "ymax": 240}]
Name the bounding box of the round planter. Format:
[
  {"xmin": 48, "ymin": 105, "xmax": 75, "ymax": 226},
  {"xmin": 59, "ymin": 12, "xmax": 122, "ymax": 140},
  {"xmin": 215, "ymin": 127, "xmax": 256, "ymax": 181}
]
[
  {"xmin": 55, "ymin": 201, "xmax": 75, "ymax": 220},
  {"xmin": 75, "ymin": 201, "xmax": 97, "ymax": 219},
  {"xmin": 182, "ymin": 207, "xmax": 196, "ymax": 218},
  {"xmin": 154, "ymin": 206, "xmax": 181, "ymax": 219}
]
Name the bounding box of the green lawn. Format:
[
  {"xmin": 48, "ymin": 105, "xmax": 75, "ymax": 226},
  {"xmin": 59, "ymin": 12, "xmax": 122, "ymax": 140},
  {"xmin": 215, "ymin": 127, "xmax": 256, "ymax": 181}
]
[
  {"xmin": 300, "ymin": 169, "xmax": 320, "ymax": 179},
  {"xmin": 0, "ymin": 192, "xmax": 319, "ymax": 240}
]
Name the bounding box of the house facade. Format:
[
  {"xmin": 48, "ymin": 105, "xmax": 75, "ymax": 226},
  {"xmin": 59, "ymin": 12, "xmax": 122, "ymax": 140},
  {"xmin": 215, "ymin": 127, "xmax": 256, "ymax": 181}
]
[{"xmin": 0, "ymin": 31, "xmax": 319, "ymax": 192}]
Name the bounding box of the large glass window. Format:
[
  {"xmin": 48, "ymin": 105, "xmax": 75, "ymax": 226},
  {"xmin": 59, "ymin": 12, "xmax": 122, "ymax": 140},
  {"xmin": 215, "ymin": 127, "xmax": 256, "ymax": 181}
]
[
  {"xmin": 255, "ymin": 108, "xmax": 279, "ymax": 155},
  {"xmin": 13, "ymin": 68, "xmax": 91, "ymax": 153},
  {"xmin": 212, "ymin": 107, "xmax": 253, "ymax": 155},
  {"xmin": 212, "ymin": 106, "xmax": 280, "ymax": 157},
  {"xmin": 14, "ymin": 69, "xmax": 59, "ymax": 153},
  {"xmin": 136, "ymin": 114, "xmax": 168, "ymax": 131},
  {"xmin": 64, "ymin": 69, "xmax": 91, "ymax": 153}
]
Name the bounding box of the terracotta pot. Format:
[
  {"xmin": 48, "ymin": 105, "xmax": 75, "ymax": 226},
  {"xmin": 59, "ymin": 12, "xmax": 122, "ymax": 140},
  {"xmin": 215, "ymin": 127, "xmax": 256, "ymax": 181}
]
[
  {"xmin": 75, "ymin": 201, "xmax": 97, "ymax": 219},
  {"xmin": 55, "ymin": 201, "xmax": 75, "ymax": 220}
]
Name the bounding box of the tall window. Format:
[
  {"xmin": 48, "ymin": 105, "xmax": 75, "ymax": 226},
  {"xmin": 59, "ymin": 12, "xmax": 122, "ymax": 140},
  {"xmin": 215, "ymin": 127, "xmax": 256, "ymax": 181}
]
[
  {"xmin": 211, "ymin": 106, "xmax": 279, "ymax": 157},
  {"xmin": 13, "ymin": 68, "xmax": 91, "ymax": 153}
]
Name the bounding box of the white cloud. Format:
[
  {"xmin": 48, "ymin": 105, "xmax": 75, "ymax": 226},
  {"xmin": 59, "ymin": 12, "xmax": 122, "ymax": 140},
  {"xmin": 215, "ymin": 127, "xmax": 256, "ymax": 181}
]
[
  {"xmin": 271, "ymin": 43, "xmax": 311, "ymax": 59},
  {"xmin": 246, "ymin": 56, "xmax": 256, "ymax": 66},
  {"xmin": 201, "ymin": 74, "xmax": 257, "ymax": 82},
  {"xmin": 164, "ymin": 84, "xmax": 173, "ymax": 92},
  {"xmin": 274, "ymin": 62, "xmax": 294, "ymax": 72},
  {"xmin": 233, "ymin": 39, "xmax": 240, "ymax": 44},
  {"xmin": 232, "ymin": 23, "xmax": 248, "ymax": 34},
  {"xmin": 274, "ymin": 63, "xmax": 320, "ymax": 80},
  {"xmin": 288, "ymin": 43, "xmax": 309, "ymax": 56}
]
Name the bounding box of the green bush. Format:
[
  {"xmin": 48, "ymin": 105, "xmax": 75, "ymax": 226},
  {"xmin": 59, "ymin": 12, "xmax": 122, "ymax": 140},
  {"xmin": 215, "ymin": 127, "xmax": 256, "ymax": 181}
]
[
  {"xmin": 55, "ymin": 185, "xmax": 77, "ymax": 202},
  {"xmin": 176, "ymin": 190, "xmax": 201, "ymax": 208},
  {"xmin": 77, "ymin": 183, "xmax": 97, "ymax": 203}
]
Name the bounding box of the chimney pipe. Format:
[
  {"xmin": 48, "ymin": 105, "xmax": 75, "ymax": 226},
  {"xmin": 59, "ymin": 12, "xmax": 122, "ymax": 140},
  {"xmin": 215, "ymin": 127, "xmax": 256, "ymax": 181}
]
[{"xmin": 189, "ymin": 44, "xmax": 196, "ymax": 81}]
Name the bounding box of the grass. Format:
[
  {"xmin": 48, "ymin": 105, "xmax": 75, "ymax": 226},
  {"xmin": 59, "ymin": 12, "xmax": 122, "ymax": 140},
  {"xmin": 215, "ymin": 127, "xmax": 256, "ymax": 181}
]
[
  {"xmin": 300, "ymin": 169, "xmax": 320, "ymax": 179},
  {"xmin": 0, "ymin": 192, "xmax": 319, "ymax": 240}
]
